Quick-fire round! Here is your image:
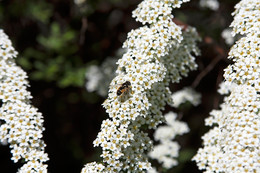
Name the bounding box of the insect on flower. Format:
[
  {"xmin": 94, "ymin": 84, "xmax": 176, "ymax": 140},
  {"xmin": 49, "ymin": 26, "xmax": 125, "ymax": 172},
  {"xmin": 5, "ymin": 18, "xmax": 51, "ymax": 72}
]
[{"xmin": 116, "ymin": 81, "xmax": 131, "ymax": 97}]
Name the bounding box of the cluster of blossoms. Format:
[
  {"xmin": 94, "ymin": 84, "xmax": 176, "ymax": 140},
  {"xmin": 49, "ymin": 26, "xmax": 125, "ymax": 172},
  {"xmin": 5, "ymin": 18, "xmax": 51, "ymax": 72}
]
[
  {"xmin": 85, "ymin": 49, "xmax": 125, "ymax": 97},
  {"xmin": 199, "ymin": 0, "xmax": 219, "ymax": 11},
  {"xmin": 148, "ymin": 111, "xmax": 189, "ymax": 171},
  {"xmin": 221, "ymin": 28, "xmax": 235, "ymax": 46},
  {"xmin": 193, "ymin": 0, "xmax": 260, "ymax": 172},
  {"xmin": 171, "ymin": 87, "xmax": 201, "ymax": 108},
  {"xmin": 0, "ymin": 30, "xmax": 48, "ymax": 172},
  {"xmin": 74, "ymin": 0, "xmax": 86, "ymax": 6},
  {"xmin": 148, "ymin": 87, "xmax": 200, "ymax": 172},
  {"xmin": 81, "ymin": 0, "xmax": 200, "ymax": 172}
]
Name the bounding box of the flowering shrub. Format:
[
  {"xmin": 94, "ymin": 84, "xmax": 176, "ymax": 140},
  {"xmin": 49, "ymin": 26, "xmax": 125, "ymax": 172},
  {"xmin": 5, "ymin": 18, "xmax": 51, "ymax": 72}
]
[
  {"xmin": 0, "ymin": 30, "xmax": 48, "ymax": 172},
  {"xmin": 4, "ymin": 0, "xmax": 258, "ymax": 172},
  {"xmin": 81, "ymin": 0, "xmax": 200, "ymax": 172},
  {"xmin": 193, "ymin": 0, "xmax": 260, "ymax": 172}
]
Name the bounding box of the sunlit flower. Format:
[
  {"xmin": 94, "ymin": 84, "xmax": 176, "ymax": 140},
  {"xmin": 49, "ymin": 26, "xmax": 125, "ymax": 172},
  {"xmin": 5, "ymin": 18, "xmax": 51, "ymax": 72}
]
[
  {"xmin": 85, "ymin": 49, "xmax": 125, "ymax": 97},
  {"xmin": 149, "ymin": 112, "xmax": 189, "ymax": 170},
  {"xmin": 0, "ymin": 29, "xmax": 48, "ymax": 172},
  {"xmin": 82, "ymin": 0, "xmax": 200, "ymax": 172},
  {"xmin": 193, "ymin": 1, "xmax": 260, "ymax": 172}
]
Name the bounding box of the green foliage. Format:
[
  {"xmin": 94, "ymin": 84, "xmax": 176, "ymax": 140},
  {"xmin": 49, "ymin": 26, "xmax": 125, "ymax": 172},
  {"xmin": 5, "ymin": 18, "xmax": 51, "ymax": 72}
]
[
  {"xmin": 1, "ymin": 0, "xmax": 87, "ymax": 88},
  {"xmin": 25, "ymin": 1, "xmax": 53, "ymax": 24},
  {"xmin": 1, "ymin": 0, "xmax": 137, "ymax": 88},
  {"xmin": 178, "ymin": 149, "xmax": 196, "ymax": 163},
  {"xmin": 20, "ymin": 22, "xmax": 85, "ymax": 88},
  {"xmin": 37, "ymin": 23, "xmax": 77, "ymax": 52}
]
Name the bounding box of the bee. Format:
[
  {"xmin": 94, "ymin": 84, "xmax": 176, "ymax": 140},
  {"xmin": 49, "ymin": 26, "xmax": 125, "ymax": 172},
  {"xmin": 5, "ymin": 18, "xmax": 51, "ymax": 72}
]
[{"xmin": 116, "ymin": 81, "xmax": 131, "ymax": 97}]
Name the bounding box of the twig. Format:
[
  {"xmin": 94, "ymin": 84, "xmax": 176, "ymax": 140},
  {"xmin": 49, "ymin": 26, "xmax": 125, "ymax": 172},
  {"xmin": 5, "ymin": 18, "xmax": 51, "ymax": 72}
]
[
  {"xmin": 192, "ymin": 55, "xmax": 223, "ymax": 88},
  {"xmin": 79, "ymin": 17, "xmax": 88, "ymax": 45}
]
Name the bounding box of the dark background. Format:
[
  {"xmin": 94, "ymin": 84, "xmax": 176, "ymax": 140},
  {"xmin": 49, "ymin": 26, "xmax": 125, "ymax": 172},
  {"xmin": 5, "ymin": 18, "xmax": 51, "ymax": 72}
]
[{"xmin": 0, "ymin": 0, "xmax": 237, "ymax": 172}]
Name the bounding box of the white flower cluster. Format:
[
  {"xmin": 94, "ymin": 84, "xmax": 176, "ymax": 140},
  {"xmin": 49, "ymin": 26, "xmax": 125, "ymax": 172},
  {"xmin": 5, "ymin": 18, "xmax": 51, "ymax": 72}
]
[
  {"xmin": 81, "ymin": 0, "xmax": 200, "ymax": 172},
  {"xmin": 193, "ymin": 0, "xmax": 260, "ymax": 172},
  {"xmin": 217, "ymin": 81, "xmax": 237, "ymax": 95},
  {"xmin": 85, "ymin": 49, "xmax": 125, "ymax": 97},
  {"xmin": 0, "ymin": 30, "xmax": 48, "ymax": 172},
  {"xmin": 199, "ymin": 0, "xmax": 219, "ymax": 11},
  {"xmin": 148, "ymin": 112, "xmax": 189, "ymax": 170},
  {"xmin": 221, "ymin": 28, "xmax": 235, "ymax": 46},
  {"xmin": 230, "ymin": 0, "xmax": 260, "ymax": 37},
  {"xmin": 171, "ymin": 87, "xmax": 201, "ymax": 108},
  {"xmin": 74, "ymin": 0, "xmax": 86, "ymax": 6}
]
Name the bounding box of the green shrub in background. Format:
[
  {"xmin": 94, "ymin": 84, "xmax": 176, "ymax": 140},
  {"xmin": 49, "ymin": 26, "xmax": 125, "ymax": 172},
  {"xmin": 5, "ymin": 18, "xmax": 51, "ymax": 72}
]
[
  {"xmin": 22, "ymin": 22, "xmax": 85, "ymax": 88},
  {"xmin": 2, "ymin": 0, "xmax": 85, "ymax": 88},
  {"xmin": 0, "ymin": 0, "xmax": 129, "ymax": 88}
]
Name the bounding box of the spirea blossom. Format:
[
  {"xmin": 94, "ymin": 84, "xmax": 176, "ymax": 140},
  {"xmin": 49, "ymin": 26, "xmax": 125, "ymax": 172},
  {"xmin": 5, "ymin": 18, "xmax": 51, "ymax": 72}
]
[
  {"xmin": 85, "ymin": 49, "xmax": 125, "ymax": 97},
  {"xmin": 221, "ymin": 28, "xmax": 235, "ymax": 46},
  {"xmin": 81, "ymin": 0, "xmax": 200, "ymax": 172},
  {"xmin": 193, "ymin": 0, "xmax": 260, "ymax": 172},
  {"xmin": 199, "ymin": 0, "xmax": 219, "ymax": 11},
  {"xmin": 0, "ymin": 30, "xmax": 49, "ymax": 172},
  {"xmin": 171, "ymin": 87, "xmax": 201, "ymax": 108},
  {"xmin": 148, "ymin": 111, "xmax": 189, "ymax": 170},
  {"xmin": 74, "ymin": 0, "xmax": 86, "ymax": 6}
]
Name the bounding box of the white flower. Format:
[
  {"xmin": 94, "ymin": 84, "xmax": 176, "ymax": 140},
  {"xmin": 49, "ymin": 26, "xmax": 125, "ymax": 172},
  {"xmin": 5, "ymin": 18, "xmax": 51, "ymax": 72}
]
[
  {"xmin": 81, "ymin": 162, "xmax": 105, "ymax": 173},
  {"xmin": 85, "ymin": 65, "xmax": 102, "ymax": 92},
  {"xmin": 221, "ymin": 28, "xmax": 235, "ymax": 45},
  {"xmin": 82, "ymin": 0, "xmax": 199, "ymax": 172},
  {"xmin": 0, "ymin": 30, "xmax": 48, "ymax": 171},
  {"xmin": 86, "ymin": 49, "xmax": 124, "ymax": 97},
  {"xmin": 194, "ymin": 1, "xmax": 260, "ymax": 172},
  {"xmin": 149, "ymin": 111, "xmax": 189, "ymax": 170},
  {"xmin": 147, "ymin": 167, "xmax": 158, "ymax": 173},
  {"xmin": 171, "ymin": 87, "xmax": 201, "ymax": 107},
  {"xmin": 74, "ymin": 0, "xmax": 86, "ymax": 5},
  {"xmin": 199, "ymin": 0, "xmax": 219, "ymax": 11}
]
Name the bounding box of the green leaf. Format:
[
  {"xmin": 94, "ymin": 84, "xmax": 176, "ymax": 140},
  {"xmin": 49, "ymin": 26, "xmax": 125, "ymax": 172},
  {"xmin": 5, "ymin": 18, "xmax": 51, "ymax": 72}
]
[
  {"xmin": 26, "ymin": 1, "xmax": 53, "ymax": 23},
  {"xmin": 178, "ymin": 149, "xmax": 196, "ymax": 163},
  {"xmin": 58, "ymin": 67, "xmax": 86, "ymax": 88}
]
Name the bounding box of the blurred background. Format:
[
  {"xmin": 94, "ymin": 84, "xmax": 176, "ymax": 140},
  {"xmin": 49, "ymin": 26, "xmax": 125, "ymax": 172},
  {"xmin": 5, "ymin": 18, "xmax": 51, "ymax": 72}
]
[{"xmin": 0, "ymin": 0, "xmax": 238, "ymax": 172}]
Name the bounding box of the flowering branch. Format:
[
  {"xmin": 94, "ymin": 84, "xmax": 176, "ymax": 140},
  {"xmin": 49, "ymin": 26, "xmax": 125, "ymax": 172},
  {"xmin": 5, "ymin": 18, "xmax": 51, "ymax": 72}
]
[
  {"xmin": 0, "ymin": 30, "xmax": 49, "ymax": 172},
  {"xmin": 193, "ymin": 0, "xmax": 260, "ymax": 172},
  {"xmin": 82, "ymin": 0, "xmax": 200, "ymax": 172}
]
